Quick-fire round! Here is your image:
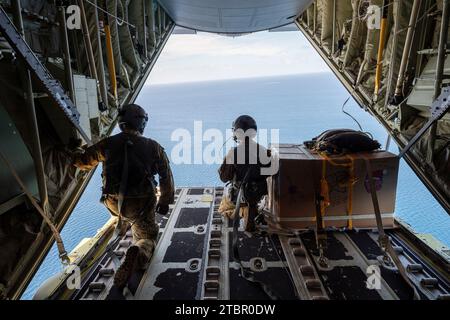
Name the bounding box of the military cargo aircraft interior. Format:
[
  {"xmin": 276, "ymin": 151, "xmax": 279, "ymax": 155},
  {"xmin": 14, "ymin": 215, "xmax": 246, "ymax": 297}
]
[{"xmin": 1, "ymin": 0, "xmax": 450, "ymax": 303}]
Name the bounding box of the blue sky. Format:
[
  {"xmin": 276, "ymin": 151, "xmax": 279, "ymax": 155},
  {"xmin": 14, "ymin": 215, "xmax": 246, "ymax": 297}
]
[{"xmin": 146, "ymin": 28, "xmax": 330, "ymax": 84}]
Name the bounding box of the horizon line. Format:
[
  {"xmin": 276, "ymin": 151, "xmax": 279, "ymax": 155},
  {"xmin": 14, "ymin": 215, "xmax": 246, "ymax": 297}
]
[{"xmin": 144, "ymin": 71, "xmax": 332, "ymax": 87}]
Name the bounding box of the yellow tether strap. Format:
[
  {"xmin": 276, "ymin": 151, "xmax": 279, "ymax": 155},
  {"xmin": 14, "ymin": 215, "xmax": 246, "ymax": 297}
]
[
  {"xmin": 319, "ymin": 152, "xmax": 357, "ymax": 230},
  {"xmin": 319, "ymin": 158, "xmax": 330, "ymax": 229},
  {"xmin": 345, "ymin": 154, "xmax": 357, "ymax": 229}
]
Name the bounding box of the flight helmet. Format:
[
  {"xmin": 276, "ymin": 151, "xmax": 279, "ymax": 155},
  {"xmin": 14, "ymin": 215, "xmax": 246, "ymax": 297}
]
[
  {"xmin": 232, "ymin": 115, "xmax": 257, "ymax": 141},
  {"xmin": 118, "ymin": 104, "xmax": 148, "ymax": 134}
]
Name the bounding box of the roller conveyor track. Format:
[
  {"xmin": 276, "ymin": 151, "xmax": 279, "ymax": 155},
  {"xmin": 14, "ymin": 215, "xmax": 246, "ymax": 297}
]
[
  {"xmin": 72, "ymin": 189, "xmax": 184, "ymax": 300},
  {"xmin": 289, "ymin": 230, "xmax": 450, "ymax": 300},
  {"xmin": 67, "ymin": 188, "xmax": 450, "ymax": 300},
  {"xmin": 135, "ymin": 187, "xmax": 298, "ymax": 300}
]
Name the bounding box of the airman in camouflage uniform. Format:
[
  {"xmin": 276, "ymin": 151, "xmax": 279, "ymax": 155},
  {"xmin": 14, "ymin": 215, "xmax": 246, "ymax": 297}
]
[
  {"xmin": 74, "ymin": 104, "xmax": 174, "ymax": 288},
  {"xmin": 219, "ymin": 115, "xmax": 271, "ymax": 232}
]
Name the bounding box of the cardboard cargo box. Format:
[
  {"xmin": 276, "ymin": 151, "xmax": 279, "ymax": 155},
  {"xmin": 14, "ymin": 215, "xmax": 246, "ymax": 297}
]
[{"xmin": 267, "ymin": 144, "xmax": 399, "ymax": 230}]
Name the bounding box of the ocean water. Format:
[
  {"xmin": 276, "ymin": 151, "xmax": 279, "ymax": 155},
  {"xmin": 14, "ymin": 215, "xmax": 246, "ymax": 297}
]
[{"xmin": 22, "ymin": 73, "xmax": 450, "ymax": 299}]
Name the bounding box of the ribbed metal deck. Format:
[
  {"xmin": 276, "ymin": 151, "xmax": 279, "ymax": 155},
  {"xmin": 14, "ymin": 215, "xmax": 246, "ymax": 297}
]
[{"xmin": 71, "ymin": 187, "xmax": 450, "ymax": 300}]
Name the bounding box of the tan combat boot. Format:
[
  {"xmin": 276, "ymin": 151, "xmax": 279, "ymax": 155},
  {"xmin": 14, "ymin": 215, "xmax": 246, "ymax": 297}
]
[{"xmin": 114, "ymin": 245, "xmax": 139, "ymax": 289}]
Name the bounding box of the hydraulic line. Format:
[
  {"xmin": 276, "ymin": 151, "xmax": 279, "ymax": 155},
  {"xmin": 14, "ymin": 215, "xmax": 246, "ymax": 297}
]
[
  {"xmin": 394, "ymin": 0, "xmax": 422, "ymax": 99},
  {"xmin": 427, "ymin": 0, "xmax": 450, "ymax": 163},
  {"xmin": 77, "ymin": 0, "xmax": 103, "ymax": 104},
  {"xmin": 374, "ymin": 0, "xmax": 390, "ymax": 95},
  {"xmin": 102, "ymin": 0, "xmax": 118, "ymax": 100},
  {"xmin": 11, "ymin": 0, "xmax": 49, "ymax": 212}
]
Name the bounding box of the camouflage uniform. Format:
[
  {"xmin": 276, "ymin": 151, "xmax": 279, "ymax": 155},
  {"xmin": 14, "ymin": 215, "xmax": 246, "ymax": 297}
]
[
  {"xmin": 74, "ymin": 131, "xmax": 174, "ymax": 267},
  {"xmin": 218, "ymin": 139, "xmax": 271, "ymax": 231}
]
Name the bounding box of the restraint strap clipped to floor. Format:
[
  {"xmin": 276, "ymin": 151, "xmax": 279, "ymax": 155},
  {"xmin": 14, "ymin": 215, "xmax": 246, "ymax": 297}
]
[
  {"xmin": 231, "ymin": 174, "xmax": 279, "ymax": 300},
  {"xmin": 364, "ymin": 158, "xmax": 420, "ymax": 300},
  {"xmin": 0, "ymin": 151, "xmax": 69, "ymax": 265}
]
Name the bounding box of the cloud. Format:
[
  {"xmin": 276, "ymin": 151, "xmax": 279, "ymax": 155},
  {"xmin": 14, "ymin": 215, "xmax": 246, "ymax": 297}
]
[
  {"xmin": 162, "ymin": 33, "xmax": 284, "ymax": 58},
  {"xmin": 146, "ymin": 31, "xmax": 330, "ymax": 85}
]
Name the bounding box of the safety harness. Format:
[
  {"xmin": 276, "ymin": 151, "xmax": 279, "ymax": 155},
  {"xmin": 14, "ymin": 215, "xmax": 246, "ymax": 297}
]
[
  {"xmin": 102, "ymin": 138, "xmax": 155, "ymax": 270},
  {"xmin": 104, "ymin": 139, "xmax": 133, "ymax": 269},
  {"xmin": 231, "ymin": 170, "xmax": 280, "ymax": 300}
]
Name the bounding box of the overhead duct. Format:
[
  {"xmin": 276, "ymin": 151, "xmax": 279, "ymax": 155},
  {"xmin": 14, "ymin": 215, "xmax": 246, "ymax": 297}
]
[{"xmin": 157, "ymin": 0, "xmax": 313, "ymax": 34}]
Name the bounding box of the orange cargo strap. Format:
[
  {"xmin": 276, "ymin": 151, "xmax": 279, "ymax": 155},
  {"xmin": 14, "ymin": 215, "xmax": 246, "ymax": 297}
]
[
  {"xmin": 345, "ymin": 154, "xmax": 357, "ymax": 230},
  {"xmin": 319, "ymin": 158, "xmax": 330, "ymax": 229},
  {"xmin": 319, "ymin": 152, "xmax": 356, "ymax": 230}
]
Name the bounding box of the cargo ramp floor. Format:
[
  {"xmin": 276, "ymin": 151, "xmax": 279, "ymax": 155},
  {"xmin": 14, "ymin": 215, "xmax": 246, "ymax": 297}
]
[{"xmin": 67, "ymin": 187, "xmax": 450, "ymax": 300}]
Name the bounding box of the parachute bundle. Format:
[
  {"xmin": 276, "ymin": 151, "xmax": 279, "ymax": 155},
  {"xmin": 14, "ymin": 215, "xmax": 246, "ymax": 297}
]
[{"xmin": 305, "ymin": 129, "xmax": 381, "ymax": 154}]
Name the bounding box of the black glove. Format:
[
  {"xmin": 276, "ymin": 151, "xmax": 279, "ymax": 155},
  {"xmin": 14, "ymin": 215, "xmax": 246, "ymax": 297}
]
[
  {"xmin": 156, "ymin": 203, "xmax": 169, "ymax": 215},
  {"xmin": 67, "ymin": 138, "xmax": 83, "ymax": 152}
]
